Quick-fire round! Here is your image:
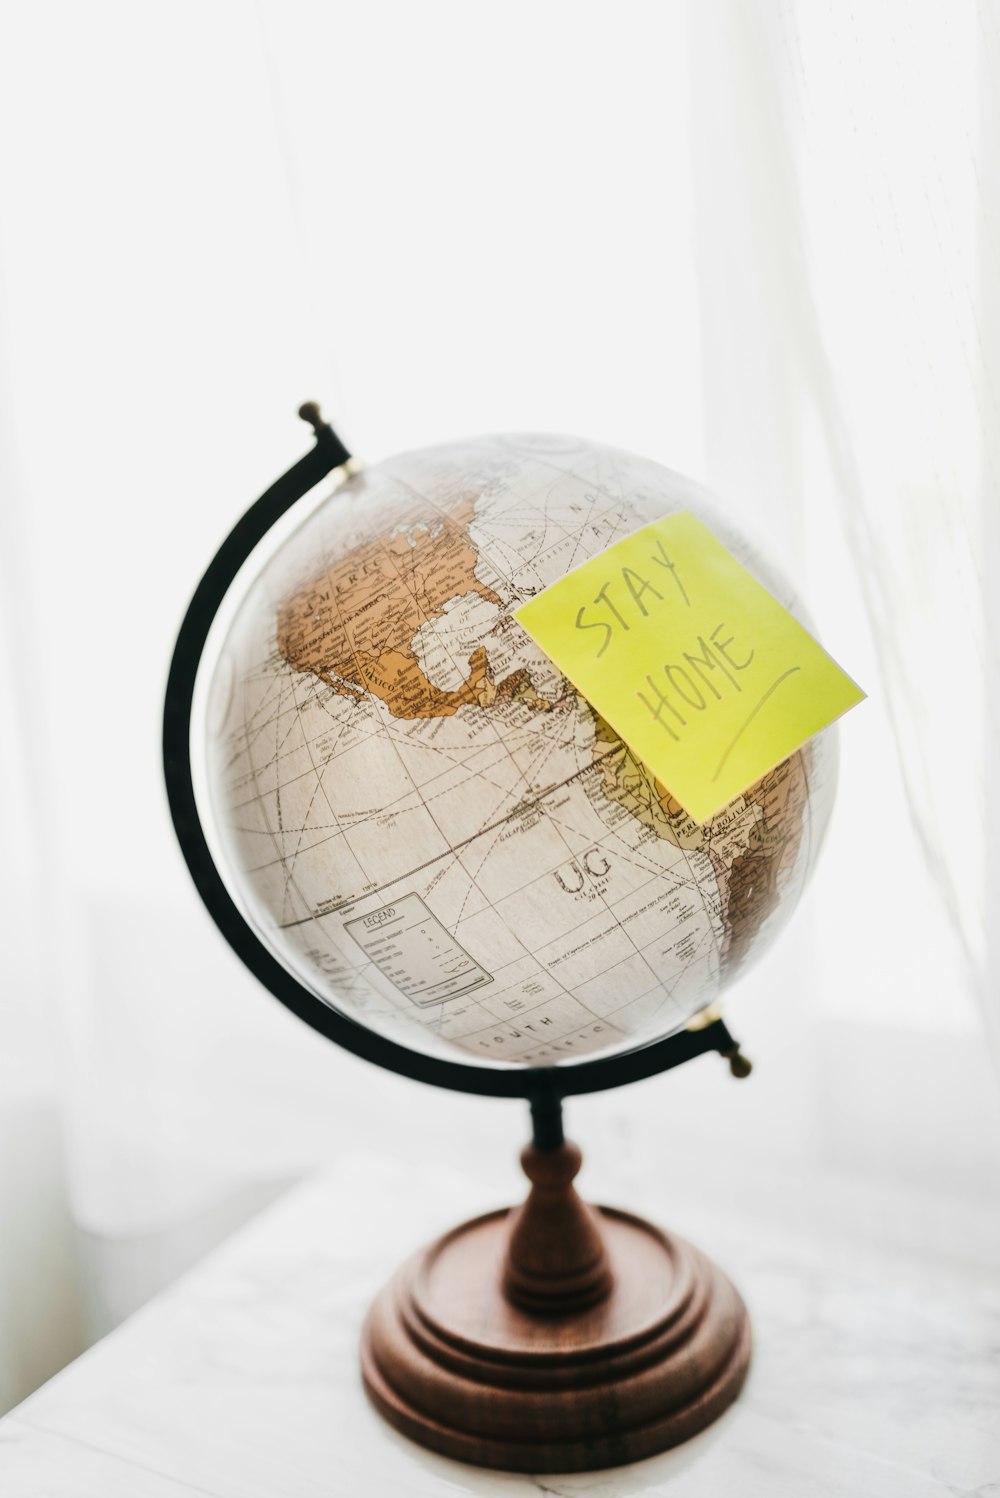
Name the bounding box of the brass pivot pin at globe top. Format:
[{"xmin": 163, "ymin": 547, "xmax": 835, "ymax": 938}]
[{"xmin": 163, "ymin": 403, "xmax": 755, "ymax": 1473}]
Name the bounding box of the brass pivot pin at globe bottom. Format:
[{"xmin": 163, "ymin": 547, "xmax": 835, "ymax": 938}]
[{"xmin": 163, "ymin": 403, "xmax": 766, "ymax": 1475}]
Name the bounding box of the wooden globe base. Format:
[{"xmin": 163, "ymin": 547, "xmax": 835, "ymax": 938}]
[{"xmin": 360, "ymin": 1140, "xmax": 751, "ymax": 1473}]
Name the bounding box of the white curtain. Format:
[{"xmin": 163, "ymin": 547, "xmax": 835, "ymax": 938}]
[
  {"xmin": 692, "ymin": 1, "xmax": 997, "ymax": 1028},
  {"xmin": 1, "ymin": 0, "xmax": 997, "ymax": 1412}
]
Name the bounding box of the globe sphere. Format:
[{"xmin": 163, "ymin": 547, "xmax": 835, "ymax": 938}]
[{"xmin": 198, "ymin": 434, "xmax": 836, "ymax": 1068}]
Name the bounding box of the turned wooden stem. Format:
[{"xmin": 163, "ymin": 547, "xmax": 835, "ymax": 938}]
[{"xmin": 501, "ymin": 1140, "xmax": 614, "ymax": 1314}]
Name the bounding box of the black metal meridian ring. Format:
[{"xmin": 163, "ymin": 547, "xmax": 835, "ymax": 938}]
[{"xmin": 162, "ymin": 408, "xmax": 746, "ymax": 1109}]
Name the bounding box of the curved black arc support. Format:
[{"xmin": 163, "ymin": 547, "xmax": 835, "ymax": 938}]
[
  {"xmin": 162, "ymin": 413, "xmax": 746, "ymax": 1101},
  {"xmin": 163, "ymin": 417, "xmax": 350, "ymax": 947}
]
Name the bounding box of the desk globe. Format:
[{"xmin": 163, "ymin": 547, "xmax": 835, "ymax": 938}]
[{"xmin": 164, "ymin": 408, "xmax": 837, "ymax": 1473}]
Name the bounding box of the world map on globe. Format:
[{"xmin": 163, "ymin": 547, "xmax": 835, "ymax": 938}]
[{"xmin": 202, "ymin": 434, "xmax": 836, "ymax": 1067}]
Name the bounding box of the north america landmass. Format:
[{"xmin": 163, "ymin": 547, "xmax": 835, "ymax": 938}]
[{"xmin": 275, "ymin": 490, "xmax": 808, "ymax": 979}]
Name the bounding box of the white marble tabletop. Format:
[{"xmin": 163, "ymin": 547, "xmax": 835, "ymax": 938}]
[{"xmin": 1, "ymin": 1147, "xmax": 999, "ymax": 1497}]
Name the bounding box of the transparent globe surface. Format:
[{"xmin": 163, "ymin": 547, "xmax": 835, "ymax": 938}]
[{"xmin": 199, "ymin": 434, "xmax": 837, "ymax": 1069}]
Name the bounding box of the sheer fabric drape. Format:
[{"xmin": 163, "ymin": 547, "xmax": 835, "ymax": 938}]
[{"xmin": 692, "ymin": 1, "xmax": 995, "ymax": 1036}]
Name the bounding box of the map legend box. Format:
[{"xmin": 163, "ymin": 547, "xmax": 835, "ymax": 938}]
[{"xmin": 345, "ymin": 895, "xmax": 493, "ymax": 1007}]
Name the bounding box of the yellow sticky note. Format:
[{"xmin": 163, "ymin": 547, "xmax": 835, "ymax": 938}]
[{"xmin": 515, "ymin": 512, "xmax": 864, "ymax": 823}]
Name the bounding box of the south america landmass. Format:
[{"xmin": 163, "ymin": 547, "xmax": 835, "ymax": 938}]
[{"xmin": 591, "ymin": 712, "xmax": 809, "ymax": 973}]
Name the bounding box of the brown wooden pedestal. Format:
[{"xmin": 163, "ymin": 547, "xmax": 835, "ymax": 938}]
[{"xmin": 360, "ymin": 1139, "xmax": 751, "ymax": 1472}]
